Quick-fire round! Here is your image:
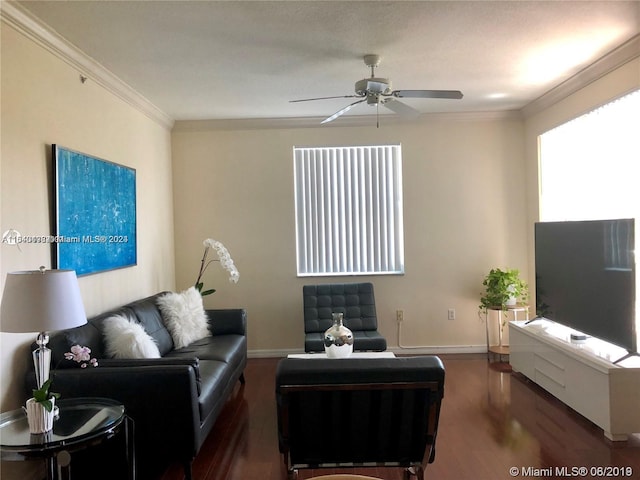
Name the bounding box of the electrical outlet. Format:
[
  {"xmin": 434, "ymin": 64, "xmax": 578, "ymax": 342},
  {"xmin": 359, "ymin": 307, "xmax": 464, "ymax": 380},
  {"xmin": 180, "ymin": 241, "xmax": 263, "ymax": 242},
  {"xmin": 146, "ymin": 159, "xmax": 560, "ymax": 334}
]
[
  {"xmin": 396, "ymin": 310, "xmax": 404, "ymax": 323},
  {"xmin": 448, "ymin": 309, "xmax": 456, "ymax": 320}
]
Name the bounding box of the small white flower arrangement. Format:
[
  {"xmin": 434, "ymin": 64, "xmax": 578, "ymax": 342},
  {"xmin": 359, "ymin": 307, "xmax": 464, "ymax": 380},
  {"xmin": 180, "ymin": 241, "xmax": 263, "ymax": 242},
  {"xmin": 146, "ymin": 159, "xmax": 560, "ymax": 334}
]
[
  {"xmin": 64, "ymin": 345, "xmax": 99, "ymax": 368},
  {"xmin": 194, "ymin": 238, "xmax": 240, "ymax": 296}
]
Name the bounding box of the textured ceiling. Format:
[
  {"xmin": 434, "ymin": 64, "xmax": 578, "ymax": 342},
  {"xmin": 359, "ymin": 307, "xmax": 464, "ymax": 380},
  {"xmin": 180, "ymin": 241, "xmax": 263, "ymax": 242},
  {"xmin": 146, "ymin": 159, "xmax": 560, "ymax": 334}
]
[{"xmin": 14, "ymin": 1, "xmax": 640, "ymax": 122}]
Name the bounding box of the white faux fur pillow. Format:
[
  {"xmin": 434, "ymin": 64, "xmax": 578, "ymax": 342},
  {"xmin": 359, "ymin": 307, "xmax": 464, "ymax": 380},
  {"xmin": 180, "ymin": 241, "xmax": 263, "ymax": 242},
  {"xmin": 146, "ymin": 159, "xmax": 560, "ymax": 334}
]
[
  {"xmin": 157, "ymin": 287, "xmax": 210, "ymax": 349},
  {"xmin": 103, "ymin": 314, "xmax": 161, "ymax": 359}
]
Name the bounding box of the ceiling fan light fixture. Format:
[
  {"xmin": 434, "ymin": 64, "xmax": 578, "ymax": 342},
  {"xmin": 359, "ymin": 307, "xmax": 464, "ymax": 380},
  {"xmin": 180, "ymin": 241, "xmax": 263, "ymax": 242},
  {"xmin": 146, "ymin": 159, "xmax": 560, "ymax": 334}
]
[{"xmin": 366, "ymin": 94, "xmax": 380, "ymax": 106}]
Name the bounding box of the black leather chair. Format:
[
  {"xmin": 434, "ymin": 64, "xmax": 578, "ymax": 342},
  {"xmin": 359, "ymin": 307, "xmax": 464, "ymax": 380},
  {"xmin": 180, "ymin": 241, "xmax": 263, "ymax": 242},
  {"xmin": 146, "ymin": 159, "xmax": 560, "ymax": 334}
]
[
  {"xmin": 303, "ymin": 282, "xmax": 387, "ymax": 352},
  {"xmin": 276, "ymin": 356, "xmax": 446, "ymax": 480}
]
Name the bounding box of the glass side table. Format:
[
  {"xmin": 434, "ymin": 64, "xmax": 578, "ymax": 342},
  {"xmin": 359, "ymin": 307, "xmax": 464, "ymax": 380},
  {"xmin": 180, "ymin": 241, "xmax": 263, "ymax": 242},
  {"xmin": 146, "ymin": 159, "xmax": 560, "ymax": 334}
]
[{"xmin": 0, "ymin": 397, "xmax": 134, "ymax": 480}]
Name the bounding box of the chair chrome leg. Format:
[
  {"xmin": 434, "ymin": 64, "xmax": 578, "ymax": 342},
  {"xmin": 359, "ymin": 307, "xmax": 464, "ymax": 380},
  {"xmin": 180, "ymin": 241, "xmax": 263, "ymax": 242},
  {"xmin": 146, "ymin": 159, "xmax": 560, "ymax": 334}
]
[{"xmin": 405, "ymin": 464, "xmax": 425, "ymax": 480}]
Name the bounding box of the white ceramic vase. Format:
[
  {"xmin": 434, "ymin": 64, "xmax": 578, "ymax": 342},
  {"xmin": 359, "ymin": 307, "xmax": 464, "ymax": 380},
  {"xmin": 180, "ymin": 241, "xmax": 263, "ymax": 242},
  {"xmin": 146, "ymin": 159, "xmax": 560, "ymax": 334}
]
[{"xmin": 25, "ymin": 397, "xmax": 56, "ymax": 434}]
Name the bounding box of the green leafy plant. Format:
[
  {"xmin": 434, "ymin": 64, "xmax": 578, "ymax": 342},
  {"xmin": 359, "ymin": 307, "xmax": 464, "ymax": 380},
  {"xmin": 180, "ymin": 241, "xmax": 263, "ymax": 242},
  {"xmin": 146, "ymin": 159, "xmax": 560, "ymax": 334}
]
[
  {"xmin": 479, "ymin": 268, "xmax": 528, "ymax": 314},
  {"xmin": 32, "ymin": 378, "xmax": 60, "ymax": 413},
  {"xmin": 31, "ymin": 345, "xmax": 98, "ymax": 412}
]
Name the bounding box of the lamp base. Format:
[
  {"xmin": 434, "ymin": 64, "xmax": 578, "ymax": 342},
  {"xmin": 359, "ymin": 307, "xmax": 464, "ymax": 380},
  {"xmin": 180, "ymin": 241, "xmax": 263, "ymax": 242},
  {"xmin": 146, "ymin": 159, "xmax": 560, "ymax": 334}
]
[{"xmin": 33, "ymin": 332, "xmax": 51, "ymax": 389}]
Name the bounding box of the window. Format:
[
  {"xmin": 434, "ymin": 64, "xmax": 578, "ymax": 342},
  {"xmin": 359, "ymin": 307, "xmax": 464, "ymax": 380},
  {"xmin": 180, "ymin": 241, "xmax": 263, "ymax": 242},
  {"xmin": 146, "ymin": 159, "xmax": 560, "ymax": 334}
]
[
  {"xmin": 539, "ymin": 89, "xmax": 640, "ymax": 222},
  {"xmin": 294, "ymin": 144, "xmax": 404, "ymax": 276}
]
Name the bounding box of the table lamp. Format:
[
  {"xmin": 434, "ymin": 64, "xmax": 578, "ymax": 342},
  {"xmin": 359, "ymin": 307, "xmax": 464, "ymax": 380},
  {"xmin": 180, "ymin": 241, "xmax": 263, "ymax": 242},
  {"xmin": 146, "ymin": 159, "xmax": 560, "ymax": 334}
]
[{"xmin": 0, "ymin": 267, "xmax": 87, "ymax": 388}]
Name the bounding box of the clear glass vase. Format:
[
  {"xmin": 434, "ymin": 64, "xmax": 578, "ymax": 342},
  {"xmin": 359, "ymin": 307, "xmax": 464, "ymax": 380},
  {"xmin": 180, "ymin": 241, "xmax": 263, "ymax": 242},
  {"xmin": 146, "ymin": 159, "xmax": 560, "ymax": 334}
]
[{"xmin": 324, "ymin": 312, "xmax": 354, "ymax": 358}]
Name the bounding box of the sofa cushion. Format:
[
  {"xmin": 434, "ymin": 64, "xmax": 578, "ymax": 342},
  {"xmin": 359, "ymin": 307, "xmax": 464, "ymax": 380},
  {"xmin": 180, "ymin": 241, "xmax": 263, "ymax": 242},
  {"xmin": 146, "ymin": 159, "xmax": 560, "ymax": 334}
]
[
  {"xmin": 46, "ymin": 320, "xmax": 104, "ymax": 366},
  {"xmin": 126, "ymin": 295, "xmax": 174, "ymax": 355},
  {"xmin": 196, "ymin": 360, "xmax": 234, "ymax": 420},
  {"xmin": 103, "ymin": 314, "xmax": 161, "ymax": 359},
  {"xmin": 45, "ymin": 306, "xmax": 135, "ymax": 365},
  {"xmin": 165, "ymin": 334, "xmax": 247, "ymax": 366},
  {"xmin": 157, "ymin": 287, "xmax": 211, "ymax": 349}
]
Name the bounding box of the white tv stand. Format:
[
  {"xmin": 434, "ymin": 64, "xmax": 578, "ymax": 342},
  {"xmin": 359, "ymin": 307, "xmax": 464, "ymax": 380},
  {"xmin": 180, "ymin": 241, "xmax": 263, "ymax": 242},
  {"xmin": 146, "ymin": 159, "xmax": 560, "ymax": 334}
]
[{"xmin": 509, "ymin": 320, "xmax": 640, "ymax": 441}]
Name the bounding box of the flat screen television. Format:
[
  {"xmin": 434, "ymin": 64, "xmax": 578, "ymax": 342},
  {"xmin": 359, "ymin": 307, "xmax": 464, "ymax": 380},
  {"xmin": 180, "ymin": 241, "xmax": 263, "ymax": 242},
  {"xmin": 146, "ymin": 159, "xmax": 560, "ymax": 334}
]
[{"xmin": 535, "ymin": 219, "xmax": 637, "ymax": 358}]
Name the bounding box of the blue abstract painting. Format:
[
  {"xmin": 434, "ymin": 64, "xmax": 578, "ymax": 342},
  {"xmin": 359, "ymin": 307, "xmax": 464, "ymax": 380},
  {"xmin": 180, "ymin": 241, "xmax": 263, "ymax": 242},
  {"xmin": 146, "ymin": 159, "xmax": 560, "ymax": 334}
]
[{"xmin": 54, "ymin": 145, "xmax": 137, "ymax": 276}]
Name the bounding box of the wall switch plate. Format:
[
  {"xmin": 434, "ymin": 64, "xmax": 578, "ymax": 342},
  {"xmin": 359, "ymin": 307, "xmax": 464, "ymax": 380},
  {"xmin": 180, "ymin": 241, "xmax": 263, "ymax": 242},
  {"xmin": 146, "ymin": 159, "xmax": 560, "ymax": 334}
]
[{"xmin": 448, "ymin": 309, "xmax": 456, "ymax": 320}]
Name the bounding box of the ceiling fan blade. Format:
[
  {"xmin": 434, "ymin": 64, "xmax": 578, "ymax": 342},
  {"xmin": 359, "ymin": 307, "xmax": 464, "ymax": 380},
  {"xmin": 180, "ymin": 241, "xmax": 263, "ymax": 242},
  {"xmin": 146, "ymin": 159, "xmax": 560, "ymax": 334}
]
[
  {"xmin": 290, "ymin": 95, "xmax": 360, "ymax": 103},
  {"xmin": 321, "ymin": 98, "xmax": 367, "ymax": 124},
  {"xmin": 392, "ymin": 89, "xmax": 464, "ymax": 100},
  {"xmin": 382, "ymin": 98, "xmax": 420, "ymax": 119}
]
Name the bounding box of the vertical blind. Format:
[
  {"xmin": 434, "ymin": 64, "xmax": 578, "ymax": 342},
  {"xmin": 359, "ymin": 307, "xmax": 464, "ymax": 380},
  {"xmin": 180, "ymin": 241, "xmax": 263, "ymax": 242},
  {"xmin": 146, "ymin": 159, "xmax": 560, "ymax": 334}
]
[{"xmin": 294, "ymin": 144, "xmax": 404, "ymax": 276}]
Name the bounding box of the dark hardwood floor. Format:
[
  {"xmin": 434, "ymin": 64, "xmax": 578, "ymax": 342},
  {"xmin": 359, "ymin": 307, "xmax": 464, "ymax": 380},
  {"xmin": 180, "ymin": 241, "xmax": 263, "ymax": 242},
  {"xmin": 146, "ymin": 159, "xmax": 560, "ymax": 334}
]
[{"xmin": 158, "ymin": 355, "xmax": 640, "ymax": 480}]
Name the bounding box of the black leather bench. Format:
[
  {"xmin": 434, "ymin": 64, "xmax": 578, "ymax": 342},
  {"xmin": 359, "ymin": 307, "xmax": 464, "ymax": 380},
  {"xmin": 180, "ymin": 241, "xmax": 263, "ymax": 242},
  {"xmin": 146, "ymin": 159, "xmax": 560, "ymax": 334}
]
[{"xmin": 275, "ymin": 356, "xmax": 445, "ymax": 480}]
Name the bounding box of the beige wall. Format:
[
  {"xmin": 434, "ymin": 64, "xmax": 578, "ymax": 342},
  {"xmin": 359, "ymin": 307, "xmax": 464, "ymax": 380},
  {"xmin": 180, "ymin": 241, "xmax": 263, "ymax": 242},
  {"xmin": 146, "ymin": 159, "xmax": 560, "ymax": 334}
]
[
  {"xmin": 0, "ymin": 21, "xmax": 175, "ymax": 416},
  {"xmin": 522, "ymin": 57, "xmax": 640, "ymax": 292},
  {"xmin": 171, "ymin": 114, "xmax": 528, "ymax": 355},
  {"xmin": 172, "ymin": 57, "xmax": 639, "ymax": 357}
]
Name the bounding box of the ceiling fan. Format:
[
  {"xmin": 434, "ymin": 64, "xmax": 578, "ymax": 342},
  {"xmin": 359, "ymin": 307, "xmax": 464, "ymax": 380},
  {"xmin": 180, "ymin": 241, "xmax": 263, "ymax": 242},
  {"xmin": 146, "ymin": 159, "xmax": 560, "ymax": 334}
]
[{"xmin": 291, "ymin": 54, "xmax": 463, "ymax": 125}]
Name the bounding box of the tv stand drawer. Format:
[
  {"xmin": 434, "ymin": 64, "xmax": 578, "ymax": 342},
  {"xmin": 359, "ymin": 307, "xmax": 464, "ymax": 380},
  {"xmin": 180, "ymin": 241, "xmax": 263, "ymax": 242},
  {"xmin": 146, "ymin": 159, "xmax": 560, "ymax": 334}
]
[{"xmin": 534, "ymin": 352, "xmax": 566, "ymax": 398}]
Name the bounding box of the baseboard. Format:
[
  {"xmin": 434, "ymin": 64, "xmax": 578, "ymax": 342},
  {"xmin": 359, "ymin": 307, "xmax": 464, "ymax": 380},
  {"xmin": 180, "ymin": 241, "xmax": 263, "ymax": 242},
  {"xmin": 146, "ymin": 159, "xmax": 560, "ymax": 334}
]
[
  {"xmin": 248, "ymin": 348, "xmax": 304, "ymax": 358},
  {"xmin": 390, "ymin": 345, "xmax": 486, "ymax": 355},
  {"xmin": 247, "ymin": 345, "xmax": 486, "ymax": 358}
]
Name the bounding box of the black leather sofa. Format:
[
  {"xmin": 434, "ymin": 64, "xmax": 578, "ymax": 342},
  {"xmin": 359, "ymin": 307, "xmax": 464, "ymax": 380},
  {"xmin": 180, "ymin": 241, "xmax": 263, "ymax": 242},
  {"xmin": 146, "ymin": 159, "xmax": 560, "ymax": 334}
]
[
  {"xmin": 276, "ymin": 356, "xmax": 446, "ymax": 480},
  {"xmin": 26, "ymin": 292, "xmax": 247, "ymax": 480}
]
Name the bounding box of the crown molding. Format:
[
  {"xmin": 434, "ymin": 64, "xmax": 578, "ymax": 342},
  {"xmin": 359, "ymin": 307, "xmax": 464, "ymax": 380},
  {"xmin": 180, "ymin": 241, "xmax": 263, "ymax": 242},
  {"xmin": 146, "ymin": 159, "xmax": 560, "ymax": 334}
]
[
  {"xmin": 173, "ymin": 110, "xmax": 521, "ymax": 132},
  {"xmin": 1, "ymin": 2, "xmax": 174, "ymax": 129},
  {"xmin": 522, "ymin": 34, "xmax": 640, "ymax": 118}
]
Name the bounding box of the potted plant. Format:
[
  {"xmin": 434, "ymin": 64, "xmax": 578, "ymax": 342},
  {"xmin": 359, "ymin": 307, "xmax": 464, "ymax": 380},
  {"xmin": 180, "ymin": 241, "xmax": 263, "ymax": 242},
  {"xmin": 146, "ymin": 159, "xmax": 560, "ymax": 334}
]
[
  {"xmin": 24, "ymin": 345, "xmax": 98, "ymax": 434},
  {"xmin": 25, "ymin": 378, "xmax": 60, "ymax": 434},
  {"xmin": 479, "ymin": 268, "xmax": 528, "ymax": 314}
]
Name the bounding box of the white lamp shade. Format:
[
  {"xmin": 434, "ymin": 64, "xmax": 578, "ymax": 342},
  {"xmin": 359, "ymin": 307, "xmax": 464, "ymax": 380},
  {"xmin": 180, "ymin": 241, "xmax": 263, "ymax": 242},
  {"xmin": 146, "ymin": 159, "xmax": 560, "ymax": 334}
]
[{"xmin": 0, "ymin": 269, "xmax": 87, "ymax": 333}]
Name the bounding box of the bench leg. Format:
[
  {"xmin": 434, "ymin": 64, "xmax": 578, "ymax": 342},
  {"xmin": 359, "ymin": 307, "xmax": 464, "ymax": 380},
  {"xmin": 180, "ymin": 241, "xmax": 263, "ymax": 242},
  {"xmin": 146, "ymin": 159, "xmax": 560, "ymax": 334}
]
[{"xmin": 183, "ymin": 459, "xmax": 193, "ymax": 480}]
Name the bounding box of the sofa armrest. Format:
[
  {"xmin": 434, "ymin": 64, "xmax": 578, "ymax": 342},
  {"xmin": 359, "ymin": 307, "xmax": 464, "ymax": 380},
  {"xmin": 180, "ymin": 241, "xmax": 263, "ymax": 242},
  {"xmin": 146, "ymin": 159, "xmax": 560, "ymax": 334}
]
[
  {"xmin": 62, "ymin": 357, "xmax": 203, "ymax": 395},
  {"xmin": 31, "ymin": 364, "xmax": 202, "ymax": 460},
  {"xmin": 206, "ymin": 308, "xmax": 247, "ymax": 336}
]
